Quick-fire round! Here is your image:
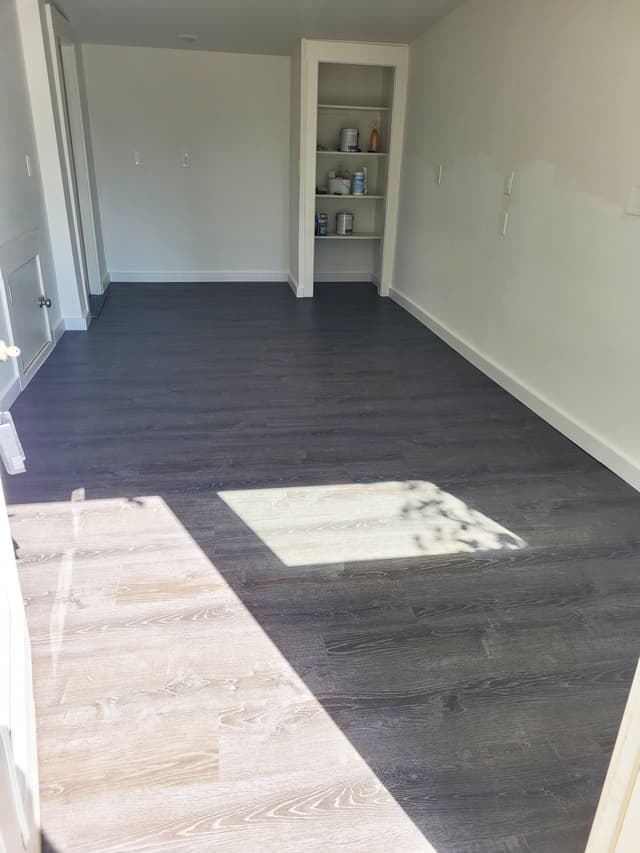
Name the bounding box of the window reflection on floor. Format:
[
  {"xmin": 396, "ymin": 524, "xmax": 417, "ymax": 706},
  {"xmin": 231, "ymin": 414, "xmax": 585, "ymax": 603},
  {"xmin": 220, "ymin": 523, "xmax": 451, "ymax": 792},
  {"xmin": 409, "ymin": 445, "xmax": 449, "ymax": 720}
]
[
  {"xmin": 11, "ymin": 493, "xmax": 440, "ymax": 852},
  {"xmin": 219, "ymin": 481, "xmax": 526, "ymax": 567}
]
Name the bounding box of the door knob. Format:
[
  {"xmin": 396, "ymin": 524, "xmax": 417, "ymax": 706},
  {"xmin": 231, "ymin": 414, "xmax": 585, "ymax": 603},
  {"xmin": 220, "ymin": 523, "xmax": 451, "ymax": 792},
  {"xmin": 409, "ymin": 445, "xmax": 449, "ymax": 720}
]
[
  {"xmin": 0, "ymin": 340, "xmax": 21, "ymax": 362},
  {"xmin": 38, "ymin": 296, "xmax": 52, "ymax": 308}
]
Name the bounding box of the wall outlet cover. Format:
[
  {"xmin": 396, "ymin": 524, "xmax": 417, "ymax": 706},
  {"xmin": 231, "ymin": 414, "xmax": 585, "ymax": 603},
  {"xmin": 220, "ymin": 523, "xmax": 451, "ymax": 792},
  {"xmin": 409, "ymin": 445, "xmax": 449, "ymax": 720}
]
[
  {"xmin": 625, "ymin": 184, "xmax": 640, "ymax": 216},
  {"xmin": 504, "ymin": 171, "xmax": 515, "ymax": 196}
]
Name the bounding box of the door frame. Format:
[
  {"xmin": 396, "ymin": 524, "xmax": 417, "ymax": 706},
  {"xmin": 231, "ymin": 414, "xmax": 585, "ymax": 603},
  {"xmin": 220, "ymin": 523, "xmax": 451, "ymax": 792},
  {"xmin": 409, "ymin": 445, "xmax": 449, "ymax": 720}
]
[
  {"xmin": 44, "ymin": 3, "xmax": 103, "ymax": 298},
  {"xmin": 586, "ymin": 658, "xmax": 640, "ymax": 853},
  {"xmin": 0, "ymin": 472, "xmax": 40, "ymax": 853},
  {"xmin": 297, "ymin": 39, "xmax": 409, "ymax": 299}
]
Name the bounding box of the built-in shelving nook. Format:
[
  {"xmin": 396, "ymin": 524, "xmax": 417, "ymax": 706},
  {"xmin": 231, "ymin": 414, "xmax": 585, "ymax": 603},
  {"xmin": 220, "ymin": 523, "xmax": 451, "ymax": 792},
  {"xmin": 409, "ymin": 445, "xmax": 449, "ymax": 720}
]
[{"xmin": 289, "ymin": 40, "xmax": 409, "ymax": 298}]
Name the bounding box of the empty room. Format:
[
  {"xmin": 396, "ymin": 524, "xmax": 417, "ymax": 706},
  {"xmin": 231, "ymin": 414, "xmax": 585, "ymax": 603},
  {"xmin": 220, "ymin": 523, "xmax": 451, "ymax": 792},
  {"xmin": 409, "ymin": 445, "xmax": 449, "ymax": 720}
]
[{"xmin": 1, "ymin": 1, "xmax": 639, "ymax": 851}]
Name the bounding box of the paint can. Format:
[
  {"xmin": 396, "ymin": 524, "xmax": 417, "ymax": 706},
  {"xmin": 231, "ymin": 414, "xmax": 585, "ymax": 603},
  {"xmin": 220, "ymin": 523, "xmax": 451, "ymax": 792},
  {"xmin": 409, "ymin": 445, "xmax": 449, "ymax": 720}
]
[
  {"xmin": 336, "ymin": 212, "xmax": 354, "ymax": 236},
  {"xmin": 340, "ymin": 128, "xmax": 359, "ymax": 152},
  {"xmin": 315, "ymin": 213, "xmax": 328, "ymax": 236}
]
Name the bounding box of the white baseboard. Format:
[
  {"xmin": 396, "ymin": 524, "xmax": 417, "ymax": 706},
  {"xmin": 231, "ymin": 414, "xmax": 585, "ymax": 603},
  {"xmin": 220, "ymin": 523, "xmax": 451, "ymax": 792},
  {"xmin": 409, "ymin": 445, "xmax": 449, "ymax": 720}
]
[
  {"xmin": 101, "ymin": 271, "xmax": 111, "ymax": 292},
  {"xmin": 287, "ymin": 273, "xmax": 303, "ymax": 297},
  {"xmin": 389, "ymin": 287, "xmax": 640, "ymax": 493},
  {"xmin": 52, "ymin": 318, "xmax": 65, "ymax": 343},
  {"xmin": 64, "ymin": 310, "xmax": 90, "ymax": 331},
  {"xmin": 2, "ymin": 320, "xmax": 67, "ymax": 409},
  {"xmin": 109, "ymin": 270, "xmax": 288, "ymax": 284},
  {"xmin": 314, "ymin": 271, "xmax": 374, "ymax": 283},
  {"xmin": 0, "ymin": 375, "xmax": 21, "ymax": 410}
]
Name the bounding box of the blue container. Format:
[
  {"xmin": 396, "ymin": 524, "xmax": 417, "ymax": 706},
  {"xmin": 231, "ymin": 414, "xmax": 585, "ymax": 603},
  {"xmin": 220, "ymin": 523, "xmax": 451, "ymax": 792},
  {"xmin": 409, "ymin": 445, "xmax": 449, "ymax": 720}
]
[
  {"xmin": 315, "ymin": 213, "xmax": 328, "ymax": 236},
  {"xmin": 351, "ymin": 172, "xmax": 365, "ymax": 196}
]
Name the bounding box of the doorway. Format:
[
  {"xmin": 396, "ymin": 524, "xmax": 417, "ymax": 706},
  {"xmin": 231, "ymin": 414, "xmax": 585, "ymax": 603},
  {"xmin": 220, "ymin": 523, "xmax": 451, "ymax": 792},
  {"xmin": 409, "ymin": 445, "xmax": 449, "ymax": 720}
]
[{"xmin": 45, "ymin": 4, "xmax": 103, "ymax": 303}]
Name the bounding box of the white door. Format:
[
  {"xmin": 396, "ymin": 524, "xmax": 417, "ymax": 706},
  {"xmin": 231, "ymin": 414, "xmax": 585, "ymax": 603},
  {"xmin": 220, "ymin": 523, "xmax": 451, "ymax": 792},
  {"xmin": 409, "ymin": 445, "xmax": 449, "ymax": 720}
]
[
  {"xmin": 0, "ymin": 345, "xmax": 40, "ymax": 853},
  {"xmin": 0, "ymin": 232, "xmax": 53, "ymax": 384}
]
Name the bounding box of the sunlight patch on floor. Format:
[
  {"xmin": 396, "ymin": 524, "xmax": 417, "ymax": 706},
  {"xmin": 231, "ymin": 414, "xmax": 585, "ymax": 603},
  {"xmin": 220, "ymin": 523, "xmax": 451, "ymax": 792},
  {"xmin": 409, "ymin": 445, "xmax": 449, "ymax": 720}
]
[
  {"xmin": 218, "ymin": 481, "xmax": 526, "ymax": 567},
  {"xmin": 10, "ymin": 493, "xmax": 440, "ymax": 851}
]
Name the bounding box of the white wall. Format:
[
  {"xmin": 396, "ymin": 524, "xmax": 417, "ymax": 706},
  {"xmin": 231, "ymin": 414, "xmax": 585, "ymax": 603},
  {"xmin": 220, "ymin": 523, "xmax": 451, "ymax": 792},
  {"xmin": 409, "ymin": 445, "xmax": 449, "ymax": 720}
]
[
  {"xmin": 0, "ymin": 0, "xmax": 61, "ymax": 404},
  {"xmin": 394, "ymin": 0, "xmax": 640, "ymax": 490},
  {"xmin": 82, "ymin": 44, "xmax": 290, "ymax": 282}
]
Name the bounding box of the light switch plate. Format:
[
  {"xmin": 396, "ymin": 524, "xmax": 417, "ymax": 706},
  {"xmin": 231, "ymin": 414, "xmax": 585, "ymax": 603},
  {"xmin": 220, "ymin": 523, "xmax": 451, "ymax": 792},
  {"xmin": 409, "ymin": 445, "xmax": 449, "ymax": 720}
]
[
  {"xmin": 504, "ymin": 171, "xmax": 515, "ymax": 196},
  {"xmin": 625, "ymin": 184, "xmax": 640, "ymax": 216}
]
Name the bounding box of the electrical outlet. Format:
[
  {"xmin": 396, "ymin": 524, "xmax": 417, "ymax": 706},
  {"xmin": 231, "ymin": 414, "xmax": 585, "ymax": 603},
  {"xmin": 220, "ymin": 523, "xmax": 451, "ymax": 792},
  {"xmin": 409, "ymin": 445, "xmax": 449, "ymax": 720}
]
[
  {"xmin": 134, "ymin": 151, "xmax": 142, "ymax": 167},
  {"xmin": 181, "ymin": 152, "xmax": 191, "ymax": 168}
]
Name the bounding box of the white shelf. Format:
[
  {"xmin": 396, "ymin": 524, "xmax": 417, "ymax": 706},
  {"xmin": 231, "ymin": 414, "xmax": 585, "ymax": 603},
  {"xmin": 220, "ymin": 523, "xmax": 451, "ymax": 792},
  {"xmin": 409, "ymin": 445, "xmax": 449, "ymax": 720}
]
[
  {"xmin": 316, "ymin": 233, "xmax": 383, "ymax": 241},
  {"xmin": 316, "ymin": 194, "xmax": 385, "ymax": 199},
  {"xmin": 318, "ymin": 103, "xmax": 390, "ymax": 112},
  {"xmin": 293, "ymin": 41, "xmax": 408, "ymax": 297},
  {"xmin": 316, "ymin": 150, "xmax": 388, "ymax": 157}
]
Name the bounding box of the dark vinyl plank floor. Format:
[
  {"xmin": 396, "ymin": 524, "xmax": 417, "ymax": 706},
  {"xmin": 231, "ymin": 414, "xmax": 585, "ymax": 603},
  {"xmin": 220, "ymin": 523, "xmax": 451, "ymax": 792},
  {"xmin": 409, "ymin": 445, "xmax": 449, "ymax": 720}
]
[{"xmin": 5, "ymin": 283, "xmax": 640, "ymax": 853}]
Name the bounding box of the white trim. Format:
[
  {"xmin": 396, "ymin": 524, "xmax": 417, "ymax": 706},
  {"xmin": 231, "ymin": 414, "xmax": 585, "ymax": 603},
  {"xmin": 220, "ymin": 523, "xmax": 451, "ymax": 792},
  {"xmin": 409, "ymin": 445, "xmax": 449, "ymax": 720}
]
[
  {"xmin": 108, "ymin": 271, "xmax": 288, "ymax": 283},
  {"xmin": 20, "ymin": 340, "xmax": 54, "ymax": 389},
  {"xmin": 1, "ymin": 320, "xmax": 64, "ymax": 410},
  {"xmin": 48, "ymin": 6, "xmax": 106, "ymax": 298},
  {"xmin": 298, "ymin": 39, "xmax": 318, "ymax": 298},
  {"xmin": 297, "ymin": 39, "xmax": 409, "ymax": 299},
  {"xmin": 0, "ymin": 476, "xmax": 41, "ymax": 852},
  {"xmin": 43, "ymin": 4, "xmax": 91, "ymax": 318},
  {"xmin": 46, "ymin": 5, "xmax": 95, "ymax": 303},
  {"xmin": 587, "ymin": 659, "xmax": 640, "ymax": 853},
  {"xmin": 53, "ymin": 318, "xmax": 65, "ymax": 343},
  {"xmin": 0, "ymin": 377, "xmax": 21, "ymax": 411},
  {"xmin": 46, "ymin": 1, "xmax": 74, "ymax": 40},
  {"xmin": 0, "ymin": 230, "xmax": 55, "ymax": 389},
  {"xmin": 390, "ymin": 287, "xmax": 640, "ymax": 493},
  {"xmin": 287, "ymin": 272, "xmax": 302, "ymax": 297},
  {"xmin": 314, "ymin": 272, "xmax": 375, "ymax": 282},
  {"xmin": 63, "ymin": 310, "xmax": 90, "ymax": 331},
  {"xmin": 101, "ymin": 271, "xmax": 111, "ymax": 291}
]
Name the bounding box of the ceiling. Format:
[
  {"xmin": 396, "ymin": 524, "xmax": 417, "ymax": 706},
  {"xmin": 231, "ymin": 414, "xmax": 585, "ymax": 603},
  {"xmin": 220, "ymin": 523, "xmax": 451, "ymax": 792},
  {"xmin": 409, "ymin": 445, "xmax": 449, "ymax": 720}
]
[{"xmin": 57, "ymin": 0, "xmax": 464, "ymax": 56}]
